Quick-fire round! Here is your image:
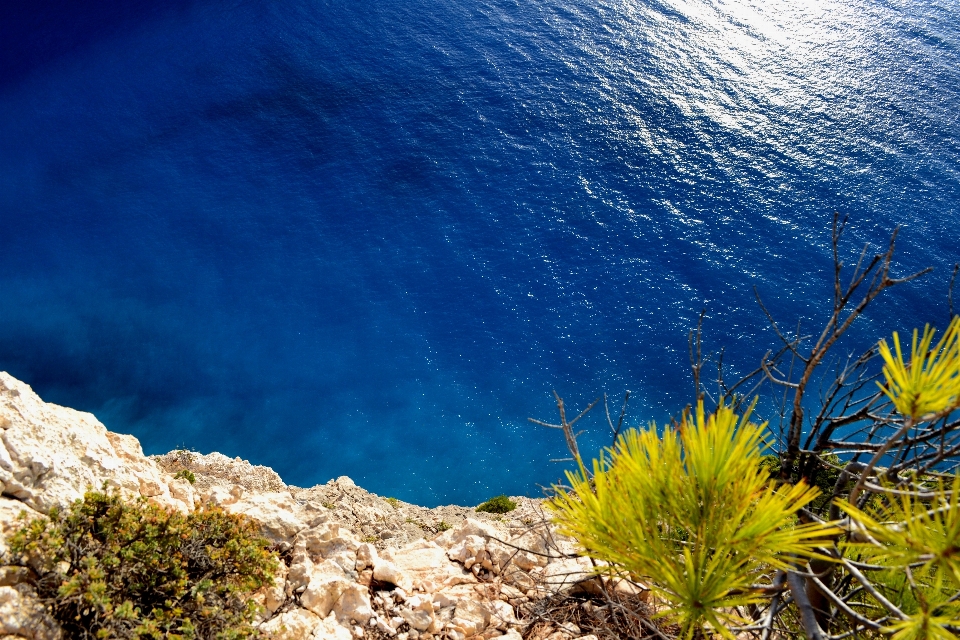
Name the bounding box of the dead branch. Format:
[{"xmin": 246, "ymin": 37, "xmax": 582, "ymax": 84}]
[{"xmin": 529, "ymin": 391, "xmax": 600, "ymax": 465}]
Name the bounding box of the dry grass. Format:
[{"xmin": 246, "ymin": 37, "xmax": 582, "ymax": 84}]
[{"xmin": 521, "ymin": 588, "xmax": 679, "ymax": 640}]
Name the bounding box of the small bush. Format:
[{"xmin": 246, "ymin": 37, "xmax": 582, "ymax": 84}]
[
  {"xmin": 7, "ymin": 488, "xmax": 278, "ymax": 640},
  {"xmin": 760, "ymin": 453, "xmax": 843, "ymax": 514},
  {"xmin": 385, "ymin": 497, "xmax": 400, "ymax": 509},
  {"xmin": 476, "ymin": 495, "xmax": 517, "ymax": 514},
  {"xmin": 436, "ymin": 520, "xmax": 451, "ymax": 532},
  {"xmin": 174, "ymin": 469, "xmax": 196, "ymax": 484}
]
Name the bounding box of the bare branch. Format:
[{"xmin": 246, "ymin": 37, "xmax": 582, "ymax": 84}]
[
  {"xmin": 604, "ymin": 390, "xmax": 631, "ymax": 444},
  {"xmin": 567, "ymin": 396, "xmax": 601, "ymax": 428},
  {"xmin": 754, "ymin": 287, "xmax": 809, "ymax": 363},
  {"xmin": 839, "ymin": 557, "xmax": 908, "ymax": 621},
  {"xmin": 781, "ymin": 222, "xmax": 931, "ymax": 480},
  {"xmin": 950, "ymin": 263, "xmax": 959, "ymax": 320},
  {"xmin": 528, "ymin": 418, "xmax": 563, "ymax": 430},
  {"xmin": 760, "ymin": 352, "xmax": 800, "ymax": 388},
  {"xmin": 788, "ymin": 570, "xmax": 827, "ymax": 640},
  {"xmin": 689, "ymin": 308, "xmax": 707, "ymax": 401},
  {"xmin": 760, "ymin": 571, "xmax": 788, "ymax": 640},
  {"xmin": 530, "ymin": 392, "xmax": 599, "ymax": 466}
]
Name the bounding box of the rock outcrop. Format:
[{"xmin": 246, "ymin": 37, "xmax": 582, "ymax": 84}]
[
  {"xmin": 0, "ymin": 372, "xmax": 603, "ymax": 640},
  {"xmin": 0, "ymin": 372, "xmax": 190, "ymax": 514}
]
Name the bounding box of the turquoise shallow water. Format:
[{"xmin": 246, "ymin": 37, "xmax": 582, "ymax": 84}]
[{"xmin": 0, "ymin": 0, "xmax": 958, "ymax": 505}]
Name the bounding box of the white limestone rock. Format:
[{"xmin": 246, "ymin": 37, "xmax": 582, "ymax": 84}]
[
  {"xmin": 355, "ymin": 542, "xmax": 377, "ymax": 570},
  {"xmin": 259, "ymin": 608, "xmax": 323, "ymax": 640},
  {"xmin": 252, "ymin": 561, "xmax": 288, "ymax": 622},
  {"xmin": 290, "ymin": 482, "xmax": 545, "ymax": 554},
  {"xmin": 298, "ymin": 559, "xmax": 373, "ymax": 625},
  {"xmin": 435, "ymin": 518, "xmax": 502, "ymax": 548},
  {"xmin": 440, "ymin": 517, "xmax": 552, "ymax": 591},
  {"xmin": 448, "ymin": 534, "xmax": 490, "ymax": 571},
  {"xmin": 153, "ymin": 449, "xmax": 286, "ymax": 493},
  {"xmin": 224, "ymin": 491, "xmax": 310, "ymax": 545},
  {"xmin": 167, "ymin": 476, "xmax": 196, "ymax": 509},
  {"xmin": 289, "ymin": 525, "xmax": 374, "ymax": 628},
  {"xmin": 0, "ymin": 372, "xmax": 187, "ymax": 514},
  {"xmin": 298, "ymin": 559, "xmax": 351, "ymax": 617},
  {"xmin": 317, "ymin": 612, "xmax": 356, "ymax": 640},
  {"xmin": 0, "ymin": 585, "xmax": 61, "ymax": 640},
  {"xmin": 294, "ymin": 522, "xmax": 361, "ymax": 577},
  {"xmin": 382, "ymin": 539, "xmax": 476, "ymax": 592},
  {"xmin": 372, "ymin": 558, "xmax": 413, "ymax": 592},
  {"xmin": 202, "ymin": 484, "xmax": 244, "ymax": 507},
  {"xmin": 427, "ymin": 583, "xmax": 499, "ymax": 637},
  {"xmin": 450, "ymin": 596, "xmax": 492, "ymax": 637},
  {"xmin": 333, "ymin": 582, "xmax": 375, "ymax": 626},
  {"xmin": 488, "ymin": 599, "xmax": 520, "ymax": 629},
  {"xmin": 399, "ymin": 606, "xmax": 433, "ymax": 632},
  {"xmin": 542, "ymin": 556, "xmax": 594, "ymax": 593}
]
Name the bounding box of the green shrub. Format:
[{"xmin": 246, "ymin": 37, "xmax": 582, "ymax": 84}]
[
  {"xmin": 476, "ymin": 495, "xmax": 516, "ymax": 514},
  {"xmin": 174, "ymin": 469, "xmax": 196, "ymax": 484},
  {"xmin": 385, "ymin": 497, "xmax": 400, "ymax": 509},
  {"xmin": 7, "ymin": 488, "xmax": 278, "ymax": 640},
  {"xmin": 761, "ymin": 452, "xmax": 842, "ymax": 514}
]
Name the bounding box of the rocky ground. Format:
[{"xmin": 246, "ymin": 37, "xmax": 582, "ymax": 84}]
[{"xmin": 0, "ymin": 372, "xmax": 620, "ymax": 640}]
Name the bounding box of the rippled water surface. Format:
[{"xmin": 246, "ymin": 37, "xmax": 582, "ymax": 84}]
[{"xmin": 1, "ymin": 0, "xmax": 958, "ymax": 504}]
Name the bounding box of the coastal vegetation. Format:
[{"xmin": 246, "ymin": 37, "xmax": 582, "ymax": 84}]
[
  {"xmin": 535, "ymin": 217, "xmax": 960, "ymax": 638},
  {"xmin": 476, "ymin": 495, "xmax": 518, "ymax": 514},
  {"xmin": 6, "ymin": 488, "xmax": 277, "ymax": 639},
  {"xmin": 550, "ymin": 400, "xmax": 836, "ymax": 638},
  {"xmin": 174, "ymin": 469, "xmax": 197, "ymax": 484}
]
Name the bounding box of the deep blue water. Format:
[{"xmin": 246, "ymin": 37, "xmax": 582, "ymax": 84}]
[{"xmin": 1, "ymin": 0, "xmax": 958, "ymax": 505}]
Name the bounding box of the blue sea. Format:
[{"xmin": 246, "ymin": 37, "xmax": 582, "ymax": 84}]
[{"xmin": 1, "ymin": 0, "xmax": 958, "ymax": 505}]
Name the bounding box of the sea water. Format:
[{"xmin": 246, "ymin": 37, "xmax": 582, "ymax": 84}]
[{"xmin": 0, "ymin": 0, "xmax": 957, "ymax": 505}]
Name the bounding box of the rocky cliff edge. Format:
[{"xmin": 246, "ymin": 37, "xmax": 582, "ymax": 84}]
[{"xmin": 0, "ymin": 372, "xmax": 612, "ymax": 640}]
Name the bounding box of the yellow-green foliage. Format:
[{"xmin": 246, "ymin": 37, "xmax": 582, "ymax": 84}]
[
  {"xmin": 878, "ymin": 315, "xmax": 960, "ymax": 420},
  {"xmin": 8, "ymin": 488, "xmax": 278, "ymax": 640},
  {"xmin": 549, "ymin": 402, "xmax": 836, "ymax": 638},
  {"xmin": 839, "ymin": 476, "xmax": 960, "ymax": 639},
  {"xmin": 837, "ymin": 317, "xmax": 960, "ymax": 638}
]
